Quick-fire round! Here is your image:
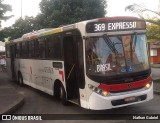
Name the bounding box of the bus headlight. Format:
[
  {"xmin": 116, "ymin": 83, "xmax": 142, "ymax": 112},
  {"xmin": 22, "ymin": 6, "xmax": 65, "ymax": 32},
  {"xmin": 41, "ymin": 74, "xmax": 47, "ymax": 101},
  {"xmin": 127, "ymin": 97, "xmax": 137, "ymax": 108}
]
[
  {"xmin": 88, "ymin": 84, "xmax": 109, "ymax": 97},
  {"xmin": 145, "ymin": 82, "xmax": 152, "ymax": 89},
  {"xmin": 102, "ymin": 91, "xmax": 109, "ymax": 96}
]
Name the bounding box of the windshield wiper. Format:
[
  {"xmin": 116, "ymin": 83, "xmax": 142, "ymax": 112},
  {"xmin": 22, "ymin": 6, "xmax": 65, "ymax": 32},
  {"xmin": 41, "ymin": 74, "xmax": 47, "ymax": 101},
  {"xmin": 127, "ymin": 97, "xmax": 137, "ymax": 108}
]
[
  {"xmin": 131, "ymin": 32, "xmax": 137, "ymax": 62},
  {"xmin": 133, "ymin": 32, "xmax": 137, "ymax": 47},
  {"xmin": 103, "ymin": 34, "xmax": 118, "ymax": 54}
]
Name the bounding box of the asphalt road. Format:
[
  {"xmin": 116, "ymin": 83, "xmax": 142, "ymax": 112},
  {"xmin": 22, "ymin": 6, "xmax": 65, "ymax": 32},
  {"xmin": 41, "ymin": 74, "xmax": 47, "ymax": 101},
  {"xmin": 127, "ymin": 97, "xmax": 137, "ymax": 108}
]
[
  {"xmin": 13, "ymin": 86, "xmax": 160, "ymax": 114},
  {"xmin": 1, "ymin": 70, "xmax": 160, "ymax": 123}
]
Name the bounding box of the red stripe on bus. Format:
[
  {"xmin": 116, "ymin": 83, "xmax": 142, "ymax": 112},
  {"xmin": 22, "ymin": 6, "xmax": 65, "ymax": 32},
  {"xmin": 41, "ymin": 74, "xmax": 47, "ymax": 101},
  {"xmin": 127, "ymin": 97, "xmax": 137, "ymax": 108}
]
[
  {"xmin": 59, "ymin": 70, "xmax": 64, "ymax": 82},
  {"xmin": 98, "ymin": 76, "xmax": 152, "ymax": 92}
]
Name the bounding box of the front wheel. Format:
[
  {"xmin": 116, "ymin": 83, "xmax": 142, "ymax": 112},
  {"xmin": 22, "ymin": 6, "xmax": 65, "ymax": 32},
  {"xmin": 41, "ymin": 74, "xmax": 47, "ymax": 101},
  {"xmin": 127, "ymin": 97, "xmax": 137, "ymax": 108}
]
[{"xmin": 59, "ymin": 85, "xmax": 68, "ymax": 105}]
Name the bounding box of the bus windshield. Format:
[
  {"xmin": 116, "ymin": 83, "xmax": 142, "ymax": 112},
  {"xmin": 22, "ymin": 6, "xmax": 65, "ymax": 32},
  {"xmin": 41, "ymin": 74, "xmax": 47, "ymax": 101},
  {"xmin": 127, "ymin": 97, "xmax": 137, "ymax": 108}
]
[{"xmin": 85, "ymin": 34, "xmax": 149, "ymax": 77}]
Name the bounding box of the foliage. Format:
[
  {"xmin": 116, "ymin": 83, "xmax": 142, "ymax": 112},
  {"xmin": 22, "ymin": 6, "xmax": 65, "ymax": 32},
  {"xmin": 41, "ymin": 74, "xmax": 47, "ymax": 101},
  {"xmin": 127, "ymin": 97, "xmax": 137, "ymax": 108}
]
[
  {"xmin": 147, "ymin": 24, "xmax": 160, "ymax": 42},
  {"xmin": 125, "ymin": 3, "xmax": 160, "ymax": 26},
  {"xmin": 37, "ymin": 0, "xmax": 107, "ymax": 28},
  {"xmin": 10, "ymin": 16, "xmax": 36, "ymax": 40},
  {"xmin": 1, "ymin": 0, "xmax": 107, "ymax": 41},
  {"xmin": 125, "ymin": 3, "xmax": 160, "ymax": 44},
  {"xmin": 1, "ymin": 16, "xmax": 36, "ymax": 41},
  {"xmin": 153, "ymin": 79, "xmax": 160, "ymax": 83},
  {"xmin": 0, "ymin": 28, "xmax": 7, "ymax": 41},
  {"xmin": 0, "ymin": 0, "xmax": 12, "ymax": 27}
]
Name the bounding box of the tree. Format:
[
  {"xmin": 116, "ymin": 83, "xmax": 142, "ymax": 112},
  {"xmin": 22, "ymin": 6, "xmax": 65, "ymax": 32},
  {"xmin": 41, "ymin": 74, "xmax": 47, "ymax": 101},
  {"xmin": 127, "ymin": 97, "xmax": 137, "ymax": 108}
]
[
  {"xmin": 11, "ymin": 16, "xmax": 36, "ymax": 40},
  {"xmin": 0, "ymin": 0, "xmax": 12, "ymax": 27},
  {"xmin": 125, "ymin": 3, "xmax": 160, "ymax": 26},
  {"xmin": 1, "ymin": 0, "xmax": 107, "ymax": 41},
  {"xmin": 37, "ymin": 0, "xmax": 107, "ymax": 28},
  {"xmin": 147, "ymin": 24, "xmax": 160, "ymax": 42},
  {"xmin": 1, "ymin": 16, "xmax": 36, "ymax": 41},
  {"xmin": 125, "ymin": 3, "xmax": 160, "ymax": 48}
]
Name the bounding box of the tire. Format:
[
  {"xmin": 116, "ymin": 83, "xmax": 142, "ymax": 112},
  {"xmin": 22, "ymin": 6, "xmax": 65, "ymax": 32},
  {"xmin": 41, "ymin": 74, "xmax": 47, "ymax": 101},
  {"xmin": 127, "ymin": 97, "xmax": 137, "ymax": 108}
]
[
  {"xmin": 18, "ymin": 73, "xmax": 24, "ymax": 86},
  {"xmin": 59, "ymin": 84, "xmax": 68, "ymax": 105}
]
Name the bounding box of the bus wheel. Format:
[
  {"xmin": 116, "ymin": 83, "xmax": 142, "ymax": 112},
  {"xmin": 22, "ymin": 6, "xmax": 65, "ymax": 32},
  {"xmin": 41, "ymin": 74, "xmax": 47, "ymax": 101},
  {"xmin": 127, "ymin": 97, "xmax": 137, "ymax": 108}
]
[
  {"xmin": 59, "ymin": 85, "xmax": 68, "ymax": 105},
  {"xmin": 18, "ymin": 73, "xmax": 24, "ymax": 86}
]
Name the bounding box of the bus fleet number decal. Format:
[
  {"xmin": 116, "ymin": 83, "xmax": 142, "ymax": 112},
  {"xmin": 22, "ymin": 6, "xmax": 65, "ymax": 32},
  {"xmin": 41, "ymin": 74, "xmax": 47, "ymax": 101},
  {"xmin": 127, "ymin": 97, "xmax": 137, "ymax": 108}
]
[{"xmin": 97, "ymin": 64, "xmax": 112, "ymax": 72}]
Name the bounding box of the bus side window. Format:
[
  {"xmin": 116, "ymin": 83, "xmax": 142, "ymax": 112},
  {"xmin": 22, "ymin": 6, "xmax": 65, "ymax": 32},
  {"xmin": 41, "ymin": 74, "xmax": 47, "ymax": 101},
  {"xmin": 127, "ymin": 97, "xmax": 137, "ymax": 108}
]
[
  {"xmin": 52, "ymin": 36, "xmax": 62, "ymax": 59},
  {"xmin": 29, "ymin": 41, "xmax": 35, "ymax": 58},
  {"xmin": 47, "ymin": 35, "xmax": 62, "ymax": 60},
  {"xmin": 15, "ymin": 43, "xmax": 21, "ymax": 58},
  {"xmin": 38, "ymin": 38, "xmax": 46, "ymax": 59},
  {"xmin": 21, "ymin": 42, "xmax": 29, "ymax": 58},
  {"xmin": 21, "ymin": 42, "xmax": 25, "ymax": 58},
  {"xmin": 35, "ymin": 40, "xmax": 40, "ymax": 58},
  {"xmin": 47, "ymin": 37, "xmax": 54, "ymax": 59}
]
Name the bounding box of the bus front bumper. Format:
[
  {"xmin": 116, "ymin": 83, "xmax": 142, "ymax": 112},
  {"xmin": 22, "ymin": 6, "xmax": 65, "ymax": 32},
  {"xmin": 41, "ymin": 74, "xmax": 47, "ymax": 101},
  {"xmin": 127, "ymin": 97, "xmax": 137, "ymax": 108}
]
[{"xmin": 88, "ymin": 83, "xmax": 153, "ymax": 110}]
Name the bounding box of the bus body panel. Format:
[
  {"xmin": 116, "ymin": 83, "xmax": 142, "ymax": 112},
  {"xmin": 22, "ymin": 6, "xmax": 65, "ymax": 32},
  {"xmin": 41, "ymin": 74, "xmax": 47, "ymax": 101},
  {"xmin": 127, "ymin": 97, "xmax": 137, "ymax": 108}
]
[{"xmin": 11, "ymin": 58, "xmax": 65, "ymax": 96}]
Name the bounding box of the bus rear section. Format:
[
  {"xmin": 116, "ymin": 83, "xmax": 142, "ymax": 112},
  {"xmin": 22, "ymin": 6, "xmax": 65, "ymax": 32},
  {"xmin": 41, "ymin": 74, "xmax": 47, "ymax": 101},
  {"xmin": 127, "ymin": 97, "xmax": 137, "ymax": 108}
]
[{"xmin": 81, "ymin": 17, "xmax": 153, "ymax": 110}]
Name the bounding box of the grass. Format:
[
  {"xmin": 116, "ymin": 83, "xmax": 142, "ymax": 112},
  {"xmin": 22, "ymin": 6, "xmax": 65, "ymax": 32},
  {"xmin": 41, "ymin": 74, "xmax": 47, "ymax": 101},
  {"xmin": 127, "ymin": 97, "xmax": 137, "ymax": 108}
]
[
  {"xmin": 151, "ymin": 64, "xmax": 160, "ymax": 68},
  {"xmin": 153, "ymin": 79, "xmax": 160, "ymax": 92},
  {"xmin": 153, "ymin": 79, "xmax": 160, "ymax": 83}
]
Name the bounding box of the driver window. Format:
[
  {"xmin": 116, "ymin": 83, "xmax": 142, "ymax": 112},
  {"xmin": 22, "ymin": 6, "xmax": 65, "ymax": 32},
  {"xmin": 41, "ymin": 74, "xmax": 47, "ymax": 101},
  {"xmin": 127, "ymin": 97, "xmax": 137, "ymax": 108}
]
[{"xmin": 86, "ymin": 38, "xmax": 99, "ymax": 65}]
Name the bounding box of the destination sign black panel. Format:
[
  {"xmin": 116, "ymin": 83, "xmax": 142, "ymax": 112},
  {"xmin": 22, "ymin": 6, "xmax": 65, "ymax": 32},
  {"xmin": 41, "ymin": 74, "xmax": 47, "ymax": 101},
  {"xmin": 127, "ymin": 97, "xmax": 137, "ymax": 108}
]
[{"xmin": 86, "ymin": 20, "xmax": 146, "ymax": 33}]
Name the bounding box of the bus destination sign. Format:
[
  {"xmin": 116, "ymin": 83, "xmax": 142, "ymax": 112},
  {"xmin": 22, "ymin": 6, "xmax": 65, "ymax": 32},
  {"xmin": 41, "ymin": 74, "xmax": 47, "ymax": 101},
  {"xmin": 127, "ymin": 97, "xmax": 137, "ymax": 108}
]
[{"xmin": 86, "ymin": 20, "xmax": 146, "ymax": 33}]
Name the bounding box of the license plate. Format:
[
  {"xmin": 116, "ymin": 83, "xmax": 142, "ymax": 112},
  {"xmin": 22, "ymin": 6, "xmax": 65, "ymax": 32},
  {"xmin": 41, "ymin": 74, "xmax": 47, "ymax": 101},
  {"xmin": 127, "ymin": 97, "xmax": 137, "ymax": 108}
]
[{"xmin": 124, "ymin": 96, "xmax": 136, "ymax": 102}]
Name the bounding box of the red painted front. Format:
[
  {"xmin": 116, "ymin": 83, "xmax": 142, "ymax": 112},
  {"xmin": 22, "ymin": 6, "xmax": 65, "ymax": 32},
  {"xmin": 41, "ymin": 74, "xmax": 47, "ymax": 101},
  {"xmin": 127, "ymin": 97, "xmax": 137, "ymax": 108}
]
[{"xmin": 98, "ymin": 76, "xmax": 152, "ymax": 92}]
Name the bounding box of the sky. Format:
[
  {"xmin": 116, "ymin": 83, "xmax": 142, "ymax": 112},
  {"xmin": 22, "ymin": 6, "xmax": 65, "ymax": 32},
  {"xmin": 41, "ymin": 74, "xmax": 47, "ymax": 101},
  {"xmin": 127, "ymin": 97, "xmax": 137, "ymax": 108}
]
[
  {"xmin": 107, "ymin": 0, "xmax": 160, "ymax": 16},
  {"xmin": 1, "ymin": 0, "xmax": 160, "ymax": 28},
  {"xmin": 2, "ymin": 0, "xmax": 41, "ymax": 27}
]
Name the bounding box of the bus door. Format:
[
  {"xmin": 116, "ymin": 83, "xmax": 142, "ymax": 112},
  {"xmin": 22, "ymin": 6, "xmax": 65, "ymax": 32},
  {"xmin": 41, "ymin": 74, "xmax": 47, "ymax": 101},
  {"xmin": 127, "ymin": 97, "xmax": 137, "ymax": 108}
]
[
  {"xmin": 63, "ymin": 35, "xmax": 79, "ymax": 104},
  {"xmin": 10, "ymin": 44, "xmax": 16, "ymax": 80}
]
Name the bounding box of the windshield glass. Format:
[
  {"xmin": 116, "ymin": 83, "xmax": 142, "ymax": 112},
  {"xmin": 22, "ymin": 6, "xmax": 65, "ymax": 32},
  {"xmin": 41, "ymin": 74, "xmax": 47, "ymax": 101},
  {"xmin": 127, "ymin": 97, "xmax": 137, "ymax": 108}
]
[{"xmin": 85, "ymin": 34, "xmax": 149, "ymax": 77}]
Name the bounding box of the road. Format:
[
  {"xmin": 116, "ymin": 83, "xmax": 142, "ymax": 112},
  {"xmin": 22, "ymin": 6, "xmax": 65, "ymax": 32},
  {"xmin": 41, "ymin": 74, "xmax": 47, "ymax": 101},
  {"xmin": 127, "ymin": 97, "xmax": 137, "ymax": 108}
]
[{"xmin": 1, "ymin": 71, "xmax": 160, "ymax": 123}]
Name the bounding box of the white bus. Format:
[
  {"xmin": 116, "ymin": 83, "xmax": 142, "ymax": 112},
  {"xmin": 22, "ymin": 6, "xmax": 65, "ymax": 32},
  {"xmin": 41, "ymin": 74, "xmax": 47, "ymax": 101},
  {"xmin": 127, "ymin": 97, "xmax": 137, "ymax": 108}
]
[{"xmin": 6, "ymin": 16, "xmax": 153, "ymax": 110}]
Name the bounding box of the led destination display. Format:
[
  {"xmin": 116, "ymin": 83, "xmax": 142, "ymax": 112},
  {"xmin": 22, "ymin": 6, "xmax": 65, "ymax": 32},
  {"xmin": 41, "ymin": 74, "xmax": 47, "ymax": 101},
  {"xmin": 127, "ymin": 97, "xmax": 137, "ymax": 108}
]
[{"xmin": 86, "ymin": 20, "xmax": 146, "ymax": 33}]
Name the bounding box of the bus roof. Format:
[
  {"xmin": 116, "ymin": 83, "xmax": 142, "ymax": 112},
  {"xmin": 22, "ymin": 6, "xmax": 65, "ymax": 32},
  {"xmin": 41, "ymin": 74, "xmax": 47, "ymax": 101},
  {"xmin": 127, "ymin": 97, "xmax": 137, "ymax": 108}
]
[
  {"xmin": 94, "ymin": 16, "xmax": 143, "ymax": 21},
  {"xmin": 7, "ymin": 16, "xmax": 144, "ymax": 44}
]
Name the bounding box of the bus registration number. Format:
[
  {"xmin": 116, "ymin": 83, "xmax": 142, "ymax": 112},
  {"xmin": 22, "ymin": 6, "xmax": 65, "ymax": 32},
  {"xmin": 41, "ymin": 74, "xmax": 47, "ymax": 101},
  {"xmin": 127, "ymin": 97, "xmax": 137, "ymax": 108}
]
[{"xmin": 124, "ymin": 96, "xmax": 136, "ymax": 102}]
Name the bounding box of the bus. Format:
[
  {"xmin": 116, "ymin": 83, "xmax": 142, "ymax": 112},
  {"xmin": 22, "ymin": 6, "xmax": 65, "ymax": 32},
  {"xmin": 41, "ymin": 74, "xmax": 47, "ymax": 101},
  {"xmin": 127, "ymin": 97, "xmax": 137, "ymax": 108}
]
[{"xmin": 6, "ymin": 16, "xmax": 153, "ymax": 110}]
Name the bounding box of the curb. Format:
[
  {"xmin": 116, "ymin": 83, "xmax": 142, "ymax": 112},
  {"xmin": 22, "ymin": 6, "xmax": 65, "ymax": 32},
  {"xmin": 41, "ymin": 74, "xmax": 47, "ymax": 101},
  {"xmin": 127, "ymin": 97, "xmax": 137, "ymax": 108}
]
[
  {"xmin": 151, "ymin": 66, "xmax": 160, "ymax": 68},
  {"xmin": 153, "ymin": 77, "xmax": 160, "ymax": 80},
  {"xmin": 1, "ymin": 96, "xmax": 24, "ymax": 115},
  {"xmin": 154, "ymin": 90, "xmax": 160, "ymax": 95},
  {"xmin": 151, "ymin": 64, "xmax": 160, "ymax": 68},
  {"xmin": 153, "ymin": 78, "xmax": 160, "ymax": 95}
]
